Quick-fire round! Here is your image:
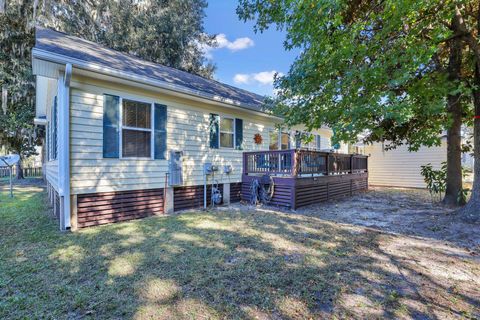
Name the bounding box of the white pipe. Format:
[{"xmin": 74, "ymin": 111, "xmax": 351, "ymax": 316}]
[
  {"xmin": 204, "ymin": 171, "xmax": 207, "ymax": 210},
  {"xmin": 58, "ymin": 63, "xmax": 72, "ymax": 230}
]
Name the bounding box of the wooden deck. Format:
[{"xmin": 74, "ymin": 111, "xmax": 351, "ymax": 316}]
[{"xmin": 241, "ymin": 149, "xmax": 368, "ymax": 209}]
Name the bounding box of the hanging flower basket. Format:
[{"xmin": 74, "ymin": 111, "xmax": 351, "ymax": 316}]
[{"xmin": 253, "ymin": 133, "xmax": 263, "ymax": 145}]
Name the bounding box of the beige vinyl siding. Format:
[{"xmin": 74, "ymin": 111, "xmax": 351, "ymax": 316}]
[
  {"xmin": 365, "ymin": 141, "xmax": 447, "ymax": 188},
  {"xmin": 69, "ymin": 79, "xmax": 277, "ymax": 195},
  {"xmin": 44, "ymin": 78, "xmax": 59, "ymax": 191}
]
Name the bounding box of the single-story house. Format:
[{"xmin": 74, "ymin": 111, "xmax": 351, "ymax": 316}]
[{"xmin": 33, "ymin": 27, "xmax": 368, "ymax": 230}]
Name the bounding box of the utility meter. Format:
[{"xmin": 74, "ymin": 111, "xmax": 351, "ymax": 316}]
[
  {"xmin": 204, "ymin": 163, "xmax": 218, "ymax": 175},
  {"xmin": 223, "ymin": 165, "xmax": 233, "ymax": 174}
]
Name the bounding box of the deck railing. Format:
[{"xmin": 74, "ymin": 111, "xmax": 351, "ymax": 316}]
[{"xmin": 243, "ymin": 149, "xmax": 367, "ymax": 176}]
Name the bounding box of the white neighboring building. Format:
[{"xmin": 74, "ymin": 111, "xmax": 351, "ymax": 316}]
[{"xmin": 364, "ymin": 136, "xmax": 473, "ymax": 188}]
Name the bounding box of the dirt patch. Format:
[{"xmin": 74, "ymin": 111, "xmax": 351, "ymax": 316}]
[{"xmin": 290, "ymin": 187, "xmax": 480, "ymax": 251}]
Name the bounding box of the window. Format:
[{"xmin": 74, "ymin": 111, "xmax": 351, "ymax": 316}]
[
  {"xmin": 281, "ymin": 132, "xmax": 290, "ymax": 150},
  {"xmin": 48, "ymin": 96, "xmax": 58, "ymax": 161},
  {"xmin": 299, "ymin": 132, "xmax": 322, "ymax": 150},
  {"xmin": 269, "ymin": 130, "xmax": 279, "ymax": 150},
  {"xmin": 220, "ymin": 117, "xmax": 234, "ymax": 148},
  {"xmin": 269, "ymin": 130, "xmax": 290, "ymax": 150},
  {"xmin": 121, "ymin": 99, "xmax": 152, "ymax": 158},
  {"xmin": 52, "ymin": 97, "xmax": 57, "ymax": 160}
]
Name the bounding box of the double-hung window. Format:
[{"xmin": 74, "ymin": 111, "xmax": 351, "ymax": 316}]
[
  {"xmin": 220, "ymin": 117, "xmax": 234, "ymax": 148},
  {"xmin": 121, "ymin": 99, "xmax": 152, "ymax": 158},
  {"xmin": 269, "ymin": 130, "xmax": 279, "ymax": 150},
  {"xmin": 269, "ymin": 130, "xmax": 290, "ymax": 150},
  {"xmin": 280, "ymin": 132, "xmax": 290, "ymax": 150}
]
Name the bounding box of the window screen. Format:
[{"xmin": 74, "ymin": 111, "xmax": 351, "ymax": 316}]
[
  {"xmin": 220, "ymin": 117, "xmax": 234, "ymax": 148},
  {"xmin": 122, "ymin": 99, "xmax": 152, "ymax": 158}
]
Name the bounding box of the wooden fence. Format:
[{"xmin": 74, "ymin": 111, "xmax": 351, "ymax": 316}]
[{"xmin": 0, "ymin": 166, "xmax": 43, "ymax": 178}]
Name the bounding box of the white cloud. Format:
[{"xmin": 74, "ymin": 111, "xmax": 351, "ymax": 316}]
[
  {"xmin": 215, "ymin": 34, "xmax": 254, "ymax": 51},
  {"xmin": 233, "ymin": 74, "xmax": 251, "ymax": 84},
  {"xmin": 233, "ymin": 70, "xmax": 283, "ymax": 86},
  {"xmin": 201, "ymin": 34, "xmax": 254, "ymax": 59}
]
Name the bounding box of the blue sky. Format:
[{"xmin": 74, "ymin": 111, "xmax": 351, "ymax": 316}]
[{"xmin": 204, "ymin": 1, "xmax": 298, "ymax": 96}]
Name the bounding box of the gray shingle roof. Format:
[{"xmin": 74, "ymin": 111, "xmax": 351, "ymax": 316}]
[{"xmin": 34, "ymin": 27, "xmax": 267, "ymax": 112}]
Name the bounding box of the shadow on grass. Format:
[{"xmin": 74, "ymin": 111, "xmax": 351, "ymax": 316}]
[{"xmin": 1, "ymin": 187, "xmax": 479, "ymax": 319}]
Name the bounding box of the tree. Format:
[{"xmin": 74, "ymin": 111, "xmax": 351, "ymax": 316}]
[
  {"xmin": 238, "ymin": 0, "xmax": 479, "ymax": 216},
  {"xmin": 0, "ymin": 1, "xmax": 38, "ymax": 179},
  {"xmin": 41, "ymin": 0, "xmax": 216, "ymax": 78},
  {"xmin": 1, "ymin": 0, "xmax": 216, "ymax": 178}
]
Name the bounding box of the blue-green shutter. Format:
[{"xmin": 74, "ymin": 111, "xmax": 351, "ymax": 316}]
[
  {"xmin": 52, "ymin": 96, "xmax": 58, "ymax": 160},
  {"xmin": 316, "ymin": 135, "xmax": 321, "ymax": 150},
  {"xmin": 154, "ymin": 103, "xmax": 167, "ymax": 159},
  {"xmin": 209, "ymin": 113, "xmax": 219, "ymax": 149},
  {"xmin": 235, "ymin": 118, "xmax": 243, "ymax": 150},
  {"xmin": 103, "ymin": 94, "xmax": 120, "ymax": 158}
]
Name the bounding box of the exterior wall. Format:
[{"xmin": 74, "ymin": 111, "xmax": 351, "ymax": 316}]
[
  {"xmin": 69, "ymin": 75, "xmax": 334, "ymax": 196},
  {"xmin": 42, "ymin": 77, "xmax": 59, "ymax": 191},
  {"xmin": 69, "ymin": 76, "xmax": 279, "ymax": 195},
  {"xmin": 365, "ymin": 141, "xmax": 447, "ymax": 188}
]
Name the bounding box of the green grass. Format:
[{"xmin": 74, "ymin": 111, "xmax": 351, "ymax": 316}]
[{"xmin": 1, "ymin": 184, "xmax": 478, "ymax": 319}]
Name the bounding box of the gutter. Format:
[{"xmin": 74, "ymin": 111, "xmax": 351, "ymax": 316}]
[
  {"xmin": 32, "ymin": 48, "xmax": 283, "ymax": 121},
  {"xmin": 58, "ymin": 63, "xmax": 72, "ymax": 230}
]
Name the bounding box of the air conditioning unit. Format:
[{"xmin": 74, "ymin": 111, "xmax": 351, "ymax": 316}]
[{"xmin": 168, "ymin": 150, "xmax": 183, "ymax": 186}]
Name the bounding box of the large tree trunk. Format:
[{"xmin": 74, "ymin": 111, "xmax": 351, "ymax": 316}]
[
  {"xmin": 444, "ymin": 34, "xmax": 464, "ymax": 206},
  {"xmin": 459, "ymin": 64, "xmax": 480, "ymax": 219},
  {"xmin": 15, "ymin": 158, "xmax": 24, "ymax": 179},
  {"xmin": 458, "ymin": 5, "xmax": 480, "ymax": 219}
]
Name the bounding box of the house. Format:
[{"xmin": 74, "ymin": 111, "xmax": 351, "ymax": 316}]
[
  {"xmin": 33, "ymin": 27, "xmax": 356, "ymax": 230},
  {"xmin": 364, "ymin": 134, "xmax": 473, "ymax": 189}
]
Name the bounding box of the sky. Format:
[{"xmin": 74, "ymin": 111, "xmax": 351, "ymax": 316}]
[{"xmin": 204, "ymin": 1, "xmax": 299, "ymax": 96}]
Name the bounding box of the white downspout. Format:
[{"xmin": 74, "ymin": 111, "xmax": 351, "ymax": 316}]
[{"xmin": 58, "ymin": 64, "xmax": 72, "ymax": 230}]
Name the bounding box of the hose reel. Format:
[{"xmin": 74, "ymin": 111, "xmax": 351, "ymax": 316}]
[
  {"xmin": 250, "ymin": 175, "xmax": 275, "ymax": 205},
  {"xmin": 211, "ymin": 180, "xmax": 222, "ymax": 206}
]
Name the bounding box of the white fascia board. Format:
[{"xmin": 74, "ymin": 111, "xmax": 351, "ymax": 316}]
[{"xmin": 32, "ymin": 48, "xmax": 282, "ymax": 121}]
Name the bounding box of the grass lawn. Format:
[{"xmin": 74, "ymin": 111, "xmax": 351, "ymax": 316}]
[{"xmin": 1, "ymin": 182, "xmax": 479, "ymax": 319}]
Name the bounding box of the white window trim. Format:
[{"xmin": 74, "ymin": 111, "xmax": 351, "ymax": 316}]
[
  {"xmin": 119, "ymin": 97, "xmax": 155, "ymax": 160},
  {"xmin": 219, "ymin": 115, "xmax": 235, "ymax": 149}
]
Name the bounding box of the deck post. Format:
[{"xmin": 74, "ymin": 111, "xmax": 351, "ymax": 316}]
[
  {"xmin": 326, "ymin": 153, "xmax": 330, "ymax": 176},
  {"xmin": 292, "ymin": 149, "xmax": 298, "ymax": 176},
  {"xmin": 350, "ymin": 155, "xmax": 354, "ymax": 174},
  {"xmin": 243, "ymin": 152, "xmax": 248, "ymax": 175}
]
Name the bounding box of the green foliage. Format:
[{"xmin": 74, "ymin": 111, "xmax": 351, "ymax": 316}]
[
  {"xmin": 421, "ymin": 162, "xmax": 472, "ymax": 204},
  {"xmin": 0, "ymin": 0, "xmax": 215, "ymax": 172},
  {"xmin": 421, "ymin": 162, "xmax": 447, "ymax": 203},
  {"xmin": 0, "ymin": 1, "xmax": 38, "ymax": 160},
  {"xmin": 237, "ymin": 1, "xmax": 478, "ymax": 151},
  {"xmin": 41, "ymin": 0, "xmax": 216, "ymax": 78}
]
